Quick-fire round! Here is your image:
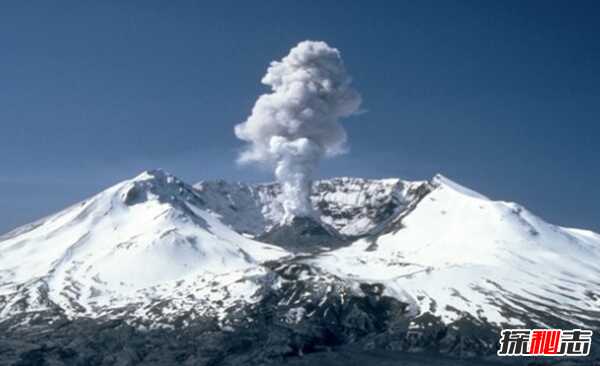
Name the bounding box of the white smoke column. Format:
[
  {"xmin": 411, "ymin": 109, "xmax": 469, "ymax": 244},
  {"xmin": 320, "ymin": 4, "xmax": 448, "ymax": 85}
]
[{"xmin": 235, "ymin": 41, "xmax": 362, "ymax": 222}]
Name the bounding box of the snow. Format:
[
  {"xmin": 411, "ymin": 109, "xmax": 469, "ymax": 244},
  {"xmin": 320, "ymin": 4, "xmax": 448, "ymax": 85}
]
[
  {"xmin": 1, "ymin": 169, "xmax": 599, "ymax": 329},
  {"xmin": 308, "ymin": 175, "xmax": 600, "ymax": 325},
  {"xmin": 431, "ymin": 173, "xmax": 488, "ymax": 200},
  {"xmin": 0, "ymin": 170, "xmax": 288, "ymax": 318},
  {"xmin": 194, "ymin": 177, "xmax": 428, "ymax": 237}
]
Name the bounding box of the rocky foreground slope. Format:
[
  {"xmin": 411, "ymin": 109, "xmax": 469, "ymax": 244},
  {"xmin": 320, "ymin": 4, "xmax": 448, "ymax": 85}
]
[{"xmin": 0, "ymin": 170, "xmax": 599, "ymax": 365}]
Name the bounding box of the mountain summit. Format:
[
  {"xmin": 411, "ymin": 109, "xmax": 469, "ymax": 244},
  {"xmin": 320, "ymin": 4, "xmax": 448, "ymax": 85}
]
[{"xmin": 1, "ymin": 170, "xmax": 599, "ymax": 364}]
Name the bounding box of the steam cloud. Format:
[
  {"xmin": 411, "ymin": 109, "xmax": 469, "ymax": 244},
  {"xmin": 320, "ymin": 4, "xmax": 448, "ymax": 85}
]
[{"xmin": 235, "ymin": 41, "xmax": 361, "ymax": 222}]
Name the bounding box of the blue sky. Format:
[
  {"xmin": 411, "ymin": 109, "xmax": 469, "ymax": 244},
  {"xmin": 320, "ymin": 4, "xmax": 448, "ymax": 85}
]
[{"xmin": 1, "ymin": 1, "xmax": 599, "ymax": 233}]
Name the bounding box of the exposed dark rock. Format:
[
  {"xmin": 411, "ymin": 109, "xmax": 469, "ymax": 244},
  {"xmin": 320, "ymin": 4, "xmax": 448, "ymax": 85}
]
[
  {"xmin": 3, "ymin": 260, "xmax": 597, "ymax": 366},
  {"xmin": 259, "ymin": 216, "xmax": 350, "ymax": 252}
]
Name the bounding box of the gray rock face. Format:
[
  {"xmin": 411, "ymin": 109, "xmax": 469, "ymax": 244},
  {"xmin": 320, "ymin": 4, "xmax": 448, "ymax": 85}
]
[
  {"xmin": 193, "ymin": 177, "xmax": 430, "ymax": 237},
  {"xmin": 258, "ymin": 216, "xmax": 348, "ymax": 252}
]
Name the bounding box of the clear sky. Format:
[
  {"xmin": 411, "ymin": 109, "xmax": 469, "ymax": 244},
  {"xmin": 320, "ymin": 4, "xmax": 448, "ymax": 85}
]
[{"xmin": 1, "ymin": 1, "xmax": 599, "ymax": 233}]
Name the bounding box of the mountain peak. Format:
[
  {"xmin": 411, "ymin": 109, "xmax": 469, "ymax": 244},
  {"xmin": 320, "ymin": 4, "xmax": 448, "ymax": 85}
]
[
  {"xmin": 121, "ymin": 169, "xmax": 194, "ymax": 206},
  {"xmin": 431, "ymin": 173, "xmax": 488, "ymax": 200},
  {"xmin": 130, "ymin": 169, "xmax": 177, "ymax": 184}
]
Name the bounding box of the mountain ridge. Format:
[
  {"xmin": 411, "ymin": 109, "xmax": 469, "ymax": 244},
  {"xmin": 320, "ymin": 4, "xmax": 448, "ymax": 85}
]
[{"xmin": 1, "ymin": 169, "xmax": 598, "ymax": 365}]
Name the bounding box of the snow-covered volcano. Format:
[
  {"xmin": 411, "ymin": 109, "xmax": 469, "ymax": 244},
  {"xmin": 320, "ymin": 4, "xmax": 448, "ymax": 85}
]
[{"xmin": 1, "ymin": 170, "xmax": 599, "ymax": 363}]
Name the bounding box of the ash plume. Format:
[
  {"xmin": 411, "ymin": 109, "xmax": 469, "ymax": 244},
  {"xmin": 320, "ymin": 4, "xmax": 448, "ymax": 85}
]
[{"xmin": 235, "ymin": 40, "xmax": 361, "ymax": 222}]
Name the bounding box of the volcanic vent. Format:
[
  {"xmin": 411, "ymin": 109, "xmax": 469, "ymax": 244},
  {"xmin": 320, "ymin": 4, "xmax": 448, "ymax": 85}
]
[{"xmin": 259, "ymin": 215, "xmax": 346, "ymax": 252}]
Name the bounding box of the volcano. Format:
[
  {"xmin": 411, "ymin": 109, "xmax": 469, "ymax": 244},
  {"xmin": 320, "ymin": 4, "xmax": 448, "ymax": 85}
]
[{"xmin": 0, "ymin": 171, "xmax": 598, "ymax": 365}]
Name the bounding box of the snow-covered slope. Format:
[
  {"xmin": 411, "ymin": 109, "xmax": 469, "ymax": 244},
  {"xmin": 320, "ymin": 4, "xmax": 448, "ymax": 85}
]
[
  {"xmin": 309, "ymin": 174, "xmax": 600, "ymax": 328},
  {"xmin": 1, "ymin": 169, "xmax": 599, "ymax": 336},
  {"xmin": 0, "ymin": 170, "xmax": 287, "ymax": 320}
]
